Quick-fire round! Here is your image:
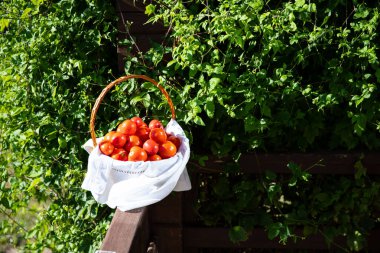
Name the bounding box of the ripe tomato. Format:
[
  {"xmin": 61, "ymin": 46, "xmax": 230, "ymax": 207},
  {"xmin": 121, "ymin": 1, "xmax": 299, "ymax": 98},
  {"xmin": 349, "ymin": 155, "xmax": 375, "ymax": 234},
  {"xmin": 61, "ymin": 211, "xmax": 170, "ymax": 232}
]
[
  {"xmin": 110, "ymin": 132, "xmax": 127, "ymax": 148},
  {"xmin": 128, "ymin": 146, "xmax": 148, "ymax": 162},
  {"xmin": 99, "ymin": 141, "xmax": 114, "ymax": 156},
  {"xmin": 167, "ymin": 135, "xmax": 181, "ymax": 150},
  {"xmin": 149, "ymin": 128, "xmax": 167, "ymax": 144},
  {"xmin": 158, "ymin": 141, "xmax": 177, "ymax": 159},
  {"xmin": 131, "ymin": 116, "xmax": 144, "ymax": 128},
  {"xmin": 148, "ymin": 119, "xmax": 163, "ymax": 130},
  {"xmin": 148, "ymin": 154, "xmax": 162, "ymax": 161},
  {"xmin": 104, "ymin": 131, "xmax": 116, "ymax": 142},
  {"xmin": 111, "ymin": 148, "xmax": 128, "ymax": 161},
  {"xmin": 143, "ymin": 139, "xmax": 159, "ymax": 156},
  {"xmin": 140, "ymin": 122, "xmax": 148, "ymax": 128},
  {"xmin": 124, "ymin": 135, "xmax": 142, "ymax": 151},
  {"xmin": 117, "ymin": 119, "xmax": 137, "ymax": 135},
  {"xmin": 135, "ymin": 126, "xmax": 150, "ymax": 142}
]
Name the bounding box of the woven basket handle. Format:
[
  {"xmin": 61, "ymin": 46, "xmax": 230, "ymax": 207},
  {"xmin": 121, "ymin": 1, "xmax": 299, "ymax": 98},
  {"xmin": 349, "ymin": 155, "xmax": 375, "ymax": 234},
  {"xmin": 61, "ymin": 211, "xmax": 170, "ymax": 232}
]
[{"xmin": 90, "ymin": 75, "xmax": 176, "ymax": 147}]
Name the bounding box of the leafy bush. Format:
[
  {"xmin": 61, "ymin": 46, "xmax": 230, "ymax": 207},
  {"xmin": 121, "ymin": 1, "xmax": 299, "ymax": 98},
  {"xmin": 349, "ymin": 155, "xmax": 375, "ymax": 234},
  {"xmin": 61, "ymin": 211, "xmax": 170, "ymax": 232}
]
[
  {"xmin": 0, "ymin": 0, "xmax": 117, "ymax": 251},
  {"xmin": 121, "ymin": 0, "xmax": 380, "ymax": 250},
  {"xmin": 133, "ymin": 0, "xmax": 380, "ymax": 154}
]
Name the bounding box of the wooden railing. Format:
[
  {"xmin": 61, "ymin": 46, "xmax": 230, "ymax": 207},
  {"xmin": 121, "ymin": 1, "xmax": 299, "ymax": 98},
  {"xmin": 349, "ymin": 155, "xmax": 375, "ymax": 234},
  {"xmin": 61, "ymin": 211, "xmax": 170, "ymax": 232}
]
[
  {"xmin": 99, "ymin": 152, "xmax": 380, "ymax": 253},
  {"xmin": 100, "ymin": 208, "xmax": 149, "ymax": 253}
]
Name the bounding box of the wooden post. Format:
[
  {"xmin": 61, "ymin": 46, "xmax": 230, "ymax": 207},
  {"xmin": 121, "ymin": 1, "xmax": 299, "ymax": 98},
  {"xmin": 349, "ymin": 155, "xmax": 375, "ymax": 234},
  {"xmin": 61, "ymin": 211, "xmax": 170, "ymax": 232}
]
[
  {"xmin": 149, "ymin": 192, "xmax": 183, "ymax": 253},
  {"xmin": 100, "ymin": 207, "xmax": 149, "ymax": 253}
]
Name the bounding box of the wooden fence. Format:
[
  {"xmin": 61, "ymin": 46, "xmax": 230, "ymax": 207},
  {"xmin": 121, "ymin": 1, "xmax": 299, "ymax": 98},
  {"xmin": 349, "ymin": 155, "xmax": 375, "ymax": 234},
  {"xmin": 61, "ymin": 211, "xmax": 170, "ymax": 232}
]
[{"xmin": 99, "ymin": 152, "xmax": 380, "ymax": 253}]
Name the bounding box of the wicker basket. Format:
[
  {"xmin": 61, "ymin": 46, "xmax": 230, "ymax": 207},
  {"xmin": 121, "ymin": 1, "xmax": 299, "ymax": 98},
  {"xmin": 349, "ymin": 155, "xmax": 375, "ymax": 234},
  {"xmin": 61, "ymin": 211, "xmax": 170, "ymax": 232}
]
[{"xmin": 82, "ymin": 75, "xmax": 191, "ymax": 211}]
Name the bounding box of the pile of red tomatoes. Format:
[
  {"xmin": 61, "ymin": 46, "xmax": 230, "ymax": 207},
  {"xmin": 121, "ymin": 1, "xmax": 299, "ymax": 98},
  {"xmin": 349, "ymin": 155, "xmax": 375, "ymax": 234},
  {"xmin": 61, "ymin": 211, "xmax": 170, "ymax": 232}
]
[{"xmin": 98, "ymin": 117, "xmax": 181, "ymax": 162}]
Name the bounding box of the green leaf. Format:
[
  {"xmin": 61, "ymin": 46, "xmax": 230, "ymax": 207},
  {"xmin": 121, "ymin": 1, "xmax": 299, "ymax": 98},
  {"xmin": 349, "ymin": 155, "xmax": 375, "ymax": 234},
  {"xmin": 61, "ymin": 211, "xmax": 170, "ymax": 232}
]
[
  {"xmin": 205, "ymin": 100, "xmax": 215, "ymax": 118},
  {"xmin": 229, "ymin": 226, "xmax": 249, "ymax": 243},
  {"xmin": 167, "ymin": 59, "xmax": 177, "ymax": 67},
  {"xmin": 189, "ymin": 64, "xmax": 198, "ymax": 77},
  {"xmin": 268, "ymin": 223, "xmax": 282, "ymax": 240},
  {"xmin": 21, "ymin": 8, "xmax": 32, "ymax": 19},
  {"xmin": 58, "ymin": 136, "xmax": 67, "ymax": 149},
  {"xmin": 209, "ymin": 77, "xmax": 221, "ymax": 90},
  {"xmin": 145, "ymin": 4, "xmax": 156, "ymax": 16},
  {"xmin": 268, "ymin": 183, "xmax": 281, "ymax": 202},
  {"xmin": 28, "ymin": 177, "xmax": 42, "ymax": 191},
  {"xmin": 0, "ymin": 19, "xmax": 10, "ymax": 32},
  {"xmin": 244, "ymin": 115, "xmax": 257, "ymax": 133},
  {"xmin": 28, "ymin": 170, "xmax": 43, "ymax": 178},
  {"xmin": 130, "ymin": 95, "xmax": 143, "ymax": 105},
  {"xmin": 235, "ymin": 36, "xmax": 244, "ymax": 48},
  {"xmin": 31, "ymin": 0, "xmax": 45, "ymax": 6},
  {"xmin": 295, "ymin": 0, "xmax": 305, "ymax": 7},
  {"xmin": 194, "ymin": 116, "xmax": 205, "ymax": 126},
  {"xmin": 198, "ymin": 155, "xmax": 208, "ymax": 167}
]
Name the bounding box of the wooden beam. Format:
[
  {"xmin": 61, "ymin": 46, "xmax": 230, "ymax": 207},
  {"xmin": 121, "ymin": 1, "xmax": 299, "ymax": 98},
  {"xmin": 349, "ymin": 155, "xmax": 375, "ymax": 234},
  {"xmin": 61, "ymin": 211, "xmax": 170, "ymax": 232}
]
[
  {"xmin": 118, "ymin": 0, "xmax": 146, "ymax": 12},
  {"xmin": 196, "ymin": 153, "xmax": 380, "ymax": 175},
  {"xmin": 100, "ymin": 207, "xmax": 149, "ymax": 253},
  {"xmin": 149, "ymin": 193, "xmax": 183, "ymax": 253},
  {"xmin": 183, "ymin": 227, "xmax": 380, "ymax": 250}
]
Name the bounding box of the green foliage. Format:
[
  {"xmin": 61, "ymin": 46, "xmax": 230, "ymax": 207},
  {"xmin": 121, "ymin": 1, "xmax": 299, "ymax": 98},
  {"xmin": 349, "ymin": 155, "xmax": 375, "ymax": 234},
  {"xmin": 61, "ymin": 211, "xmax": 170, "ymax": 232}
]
[
  {"xmin": 0, "ymin": 0, "xmax": 117, "ymax": 251},
  {"xmin": 140, "ymin": 0, "xmax": 380, "ymax": 153},
  {"xmin": 120, "ymin": 0, "xmax": 380, "ymax": 251}
]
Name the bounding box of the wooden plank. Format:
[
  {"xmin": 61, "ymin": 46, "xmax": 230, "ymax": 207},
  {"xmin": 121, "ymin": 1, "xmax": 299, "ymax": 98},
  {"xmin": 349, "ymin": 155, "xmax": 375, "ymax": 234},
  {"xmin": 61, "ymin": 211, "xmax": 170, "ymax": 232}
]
[
  {"xmin": 240, "ymin": 153, "xmax": 380, "ymax": 175},
  {"xmin": 198, "ymin": 153, "xmax": 380, "ymax": 175},
  {"xmin": 150, "ymin": 192, "xmax": 182, "ymax": 224},
  {"xmin": 183, "ymin": 172, "xmax": 199, "ymax": 224},
  {"xmin": 117, "ymin": 0, "xmax": 147, "ymax": 12},
  {"xmin": 183, "ymin": 227, "xmax": 380, "ymax": 250},
  {"xmin": 149, "ymin": 193, "xmax": 183, "ymax": 253},
  {"xmin": 100, "ymin": 207, "xmax": 148, "ymax": 253},
  {"xmin": 118, "ymin": 12, "xmax": 167, "ymax": 34},
  {"xmin": 150, "ymin": 226, "xmax": 183, "ymax": 253}
]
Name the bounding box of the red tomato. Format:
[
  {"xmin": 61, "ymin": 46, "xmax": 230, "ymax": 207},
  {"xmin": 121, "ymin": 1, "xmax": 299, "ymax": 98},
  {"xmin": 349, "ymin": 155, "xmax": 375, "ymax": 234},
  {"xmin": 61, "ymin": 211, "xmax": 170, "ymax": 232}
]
[
  {"xmin": 143, "ymin": 139, "xmax": 159, "ymax": 156},
  {"xmin": 110, "ymin": 132, "xmax": 127, "ymax": 148},
  {"xmin": 140, "ymin": 122, "xmax": 148, "ymax": 128},
  {"xmin": 99, "ymin": 141, "xmax": 114, "ymax": 156},
  {"xmin": 149, "ymin": 128, "xmax": 167, "ymax": 144},
  {"xmin": 135, "ymin": 126, "xmax": 150, "ymax": 142},
  {"xmin": 128, "ymin": 146, "xmax": 148, "ymax": 162},
  {"xmin": 148, "ymin": 119, "xmax": 163, "ymax": 130},
  {"xmin": 131, "ymin": 116, "xmax": 144, "ymax": 128},
  {"xmin": 111, "ymin": 148, "xmax": 128, "ymax": 161},
  {"xmin": 167, "ymin": 135, "xmax": 181, "ymax": 150},
  {"xmin": 124, "ymin": 135, "xmax": 142, "ymax": 151},
  {"xmin": 158, "ymin": 141, "xmax": 177, "ymax": 159},
  {"xmin": 104, "ymin": 131, "xmax": 116, "ymax": 142},
  {"xmin": 117, "ymin": 119, "xmax": 137, "ymax": 135},
  {"xmin": 148, "ymin": 154, "xmax": 162, "ymax": 161}
]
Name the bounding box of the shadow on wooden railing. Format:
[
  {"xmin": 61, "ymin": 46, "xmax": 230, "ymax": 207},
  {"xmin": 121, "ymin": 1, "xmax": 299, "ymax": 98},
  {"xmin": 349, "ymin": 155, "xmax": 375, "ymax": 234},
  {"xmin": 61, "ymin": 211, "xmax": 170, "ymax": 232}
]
[{"xmin": 100, "ymin": 153, "xmax": 380, "ymax": 253}]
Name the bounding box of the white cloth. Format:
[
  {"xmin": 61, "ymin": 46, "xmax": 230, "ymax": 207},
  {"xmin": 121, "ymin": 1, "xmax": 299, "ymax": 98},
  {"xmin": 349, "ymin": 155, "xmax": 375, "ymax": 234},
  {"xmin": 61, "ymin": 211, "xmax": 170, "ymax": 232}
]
[{"xmin": 81, "ymin": 119, "xmax": 191, "ymax": 211}]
